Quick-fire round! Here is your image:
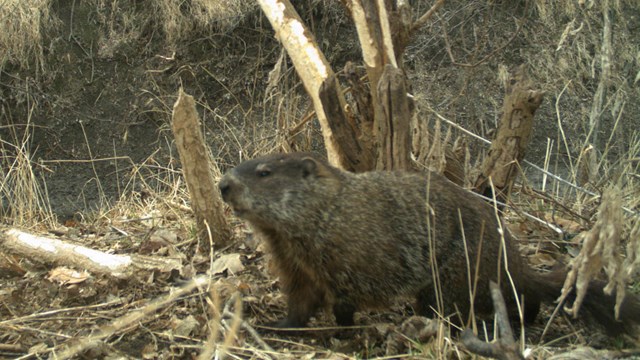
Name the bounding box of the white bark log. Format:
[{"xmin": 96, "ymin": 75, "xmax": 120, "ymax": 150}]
[{"xmin": 2, "ymin": 228, "xmax": 181, "ymax": 278}]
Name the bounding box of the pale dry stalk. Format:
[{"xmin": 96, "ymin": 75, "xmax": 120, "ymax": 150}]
[
  {"xmin": 623, "ymin": 220, "xmax": 640, "ymax": 281},
  {"xmin": 558, "ymin": 186, "xmax": 625, "ymax": 318}
]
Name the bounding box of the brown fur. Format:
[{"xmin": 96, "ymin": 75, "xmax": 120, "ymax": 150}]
[{"xmin": 218, "ymin": 152, "xmax": 640, "ymax": 334}]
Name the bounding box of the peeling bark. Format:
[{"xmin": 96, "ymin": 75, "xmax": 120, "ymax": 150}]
[
  {"xmin": 172, "ymin": 88, "xmax": 231, "ymax": 249},
  {"xmin": 474, "ymin": 66, "xmax": 545, "ymax": 202}
]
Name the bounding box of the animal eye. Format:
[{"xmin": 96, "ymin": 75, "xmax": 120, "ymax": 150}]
[{"xmin": 257, "ymin": 170, "xmax": 271, "ymax": 177}]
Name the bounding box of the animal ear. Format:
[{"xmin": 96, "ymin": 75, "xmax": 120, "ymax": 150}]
[{"xmin": 300, "ymin": 157, "xmax": 318, "ymax": 178}]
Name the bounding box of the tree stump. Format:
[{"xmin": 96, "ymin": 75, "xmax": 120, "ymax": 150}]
[
  {"xmin": 172, "ymin": 88, "xmax": 231, "ymax": 250},
  {"xmin": 474, "ymin": 66, "xmax": 545, "ymax": 203}
]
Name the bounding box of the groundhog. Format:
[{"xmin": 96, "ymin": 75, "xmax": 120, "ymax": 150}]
[{"xmin": 218, "ymin": 152, "xmax": 639, "ymax": 333}]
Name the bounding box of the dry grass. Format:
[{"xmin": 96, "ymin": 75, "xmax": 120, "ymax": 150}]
[
  {"xmin": 0, "ymin": 0, "xmax": 257, "ymax": 71},
  {"xmin": 412, "ymin": 0, "xmax": 639, "ymax": 174},
  {"xmin": 0, "ymin": 122, "xmax": 56, "ymax": 228},
  {"xmin": 527, "ymin": 0, "xmax": 638, "ymax": 152},
  {"xmin": 559, "ymin": 186, "xmax": 625, "ymax": 318},
  {"xmin": 90, "ymin": 151, "xmax": 191, "ymax": 231},
  {"xmin": 262, "ymin": 49, "xmax": 320, "ymax": 155},
  {"xmin": 154, "ymin": 0, "xmax": 256, "ymax": 44},
  {"xmin": 555, "ymin": 132, "xmax": 640, "ymax": 318},
  {"xmin": 1, "ymin": 0, "xmax": 640, "ymax": 358},
  {"xmin": 95, "ymin": 0, "xmax": 258, "ymax": 59},
  {"xmin": 0, "ymin": 0, "xmax": 57, "ymax": 74}
]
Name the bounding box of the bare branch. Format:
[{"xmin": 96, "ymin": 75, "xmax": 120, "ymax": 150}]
[{"xmin": 410, "ymin": 0, "xmax": 445, "ymax": 36}]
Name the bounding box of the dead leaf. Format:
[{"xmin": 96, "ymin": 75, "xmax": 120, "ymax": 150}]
[
  {"xmin": 47, "ymin": 267, "xmax": 90, "ymax": 285},
  {"xmin": 152, "ymin": 228, "xmax": 178, "ymax": 243},
  {"xmin": 237, "ymin": 281, "xmax": 252, "ymax": 294},
  {"xmin": 211, "ymin": 254, "xmax": 244, "ymax": 275},
  {"xmin": 172, "ymin": 315, "xmax": 199, "ymax": 337},
  {"xmin": 544, "ymin": 213, "xmax": 583, "ymax": 233},
  {"xmin": 28, "ymin": 343, "xmax": 48, "ymax": 354},
  {"xmin": 141, "ymin": 342, "xmax": 158, "ymax": 359},
  {"xmin": 547, "ymin": 346, "xmax": 618, "ymax": 360},
  {"xmin": 139, "ymin": 228, "xmax": 179, "ymax": 255},
  {"xmin": 138, "ymin": 238, "xmax": 167, "ymax": 255},
  {"xmin": 529, "ymin": 252, "xmax": 557, "ymax": 267}
]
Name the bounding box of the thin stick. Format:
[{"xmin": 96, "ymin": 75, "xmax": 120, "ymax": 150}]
[
  {"xmin": 52, "ymin": 276, "xmax": 211, "ymax": 360},
  {"xmin": 223, "ymin": 309, "xmax": 275, "ymax": 353},
  {"xmin": 427, "ymin": 106, "xmax": 639, "ymax": 217},
  {"xmin": 410, "ymin": 0, "xmax": 445, "ymax": 35}
]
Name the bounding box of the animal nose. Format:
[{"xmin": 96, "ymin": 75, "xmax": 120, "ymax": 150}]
[{"xmin": 218, "ymin": 177, "xmax": 231, "ymax": 201}]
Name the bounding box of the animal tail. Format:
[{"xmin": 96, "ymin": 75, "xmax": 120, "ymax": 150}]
[{"xmin": 525, "ymin": 268, "xmax": 640, "ymax": 336}]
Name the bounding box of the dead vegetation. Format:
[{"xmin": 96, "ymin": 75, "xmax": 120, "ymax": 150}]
[
  {"xmin": 1, "ymin": 0, "xmax": 639, "ymax": 358},
  {"xmin": 0, "ymin": 120, "xmax": 56, "ymax": 228},
  {"xmin": 0, "ymin": 0, "xmax": 57, "ymax": 74}
]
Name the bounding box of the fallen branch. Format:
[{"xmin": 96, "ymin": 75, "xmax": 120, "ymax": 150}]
[
  {"xmin": 52, "ymin": 276, "xmax": 211, "ymax": 359},
  {"xmin": 1, "ymin": 228, "xmax": 181, "ymax": 278},
  {"xmin": 462, "ymin": 281, "xmax": 524, "ymax": 360}
]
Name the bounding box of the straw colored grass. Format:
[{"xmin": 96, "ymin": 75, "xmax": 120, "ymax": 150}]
[{"xmin": 0, "ymin": 0, "xmax": 56, "ymax": 73}]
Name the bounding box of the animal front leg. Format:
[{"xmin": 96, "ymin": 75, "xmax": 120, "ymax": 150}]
[
  {"xmin": 271, "ymin": 279, "xmax": 324, "ymax": 329},
  {"xmin": 333, "ymin": 300, "xmax": 356, "ymax": 326}
]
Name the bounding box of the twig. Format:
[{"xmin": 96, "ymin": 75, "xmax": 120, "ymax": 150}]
[
  {"xmin": 427, "ymin": 107, "xmax": 639, "ymax": 217},
  {"xmin": 587, "ymin": 0, "xmax": 612, "ymax": 146},
  {"xmin": 0, "ymin": 343, "xmax": 22, "ymax": 352},
  {"xmin": 471, "ymin": 189, "xmax": 564, "ymax": 234},
  {"xmin": 2, "ymin": 228, "xmax": 182, "ymax": 278},
  {"xmin": 287, "ymin": 107, "xmax": 316, "ymax": 137},
  {"xmin": 524, "ymin": 187, "xmax": 591, "ymax": 223},
  {"xmin": 52, "ymin": 276, "xmax": 211, "ymax": 360},
  {"xmin": 441, "ymin": 16, "xmax": 522, "ymax": 68},
  {"xmin": 223, "ymin": 309, "xmax": 275, "ymax": 353},
  {"xmin": 461, "ymin": 281, "xmax": 524, "ymax": 360},
  {"xmin": 218, "ymin": 294, "xmax": 243, "ymax": 360},
  {"xmin": 0, "ymin": 298, "xmax": 125, "ymax": 326},
  {"xmin": 540, "ymin": 286, "xmax": 570, "ymax": 343},
  {"xmin": 39, "ymin": 156, "xmax": 132, "ymax": 164},
  {"xmin": 410, "ymin": 0, "xmax": 445, "ymax": 36}
]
